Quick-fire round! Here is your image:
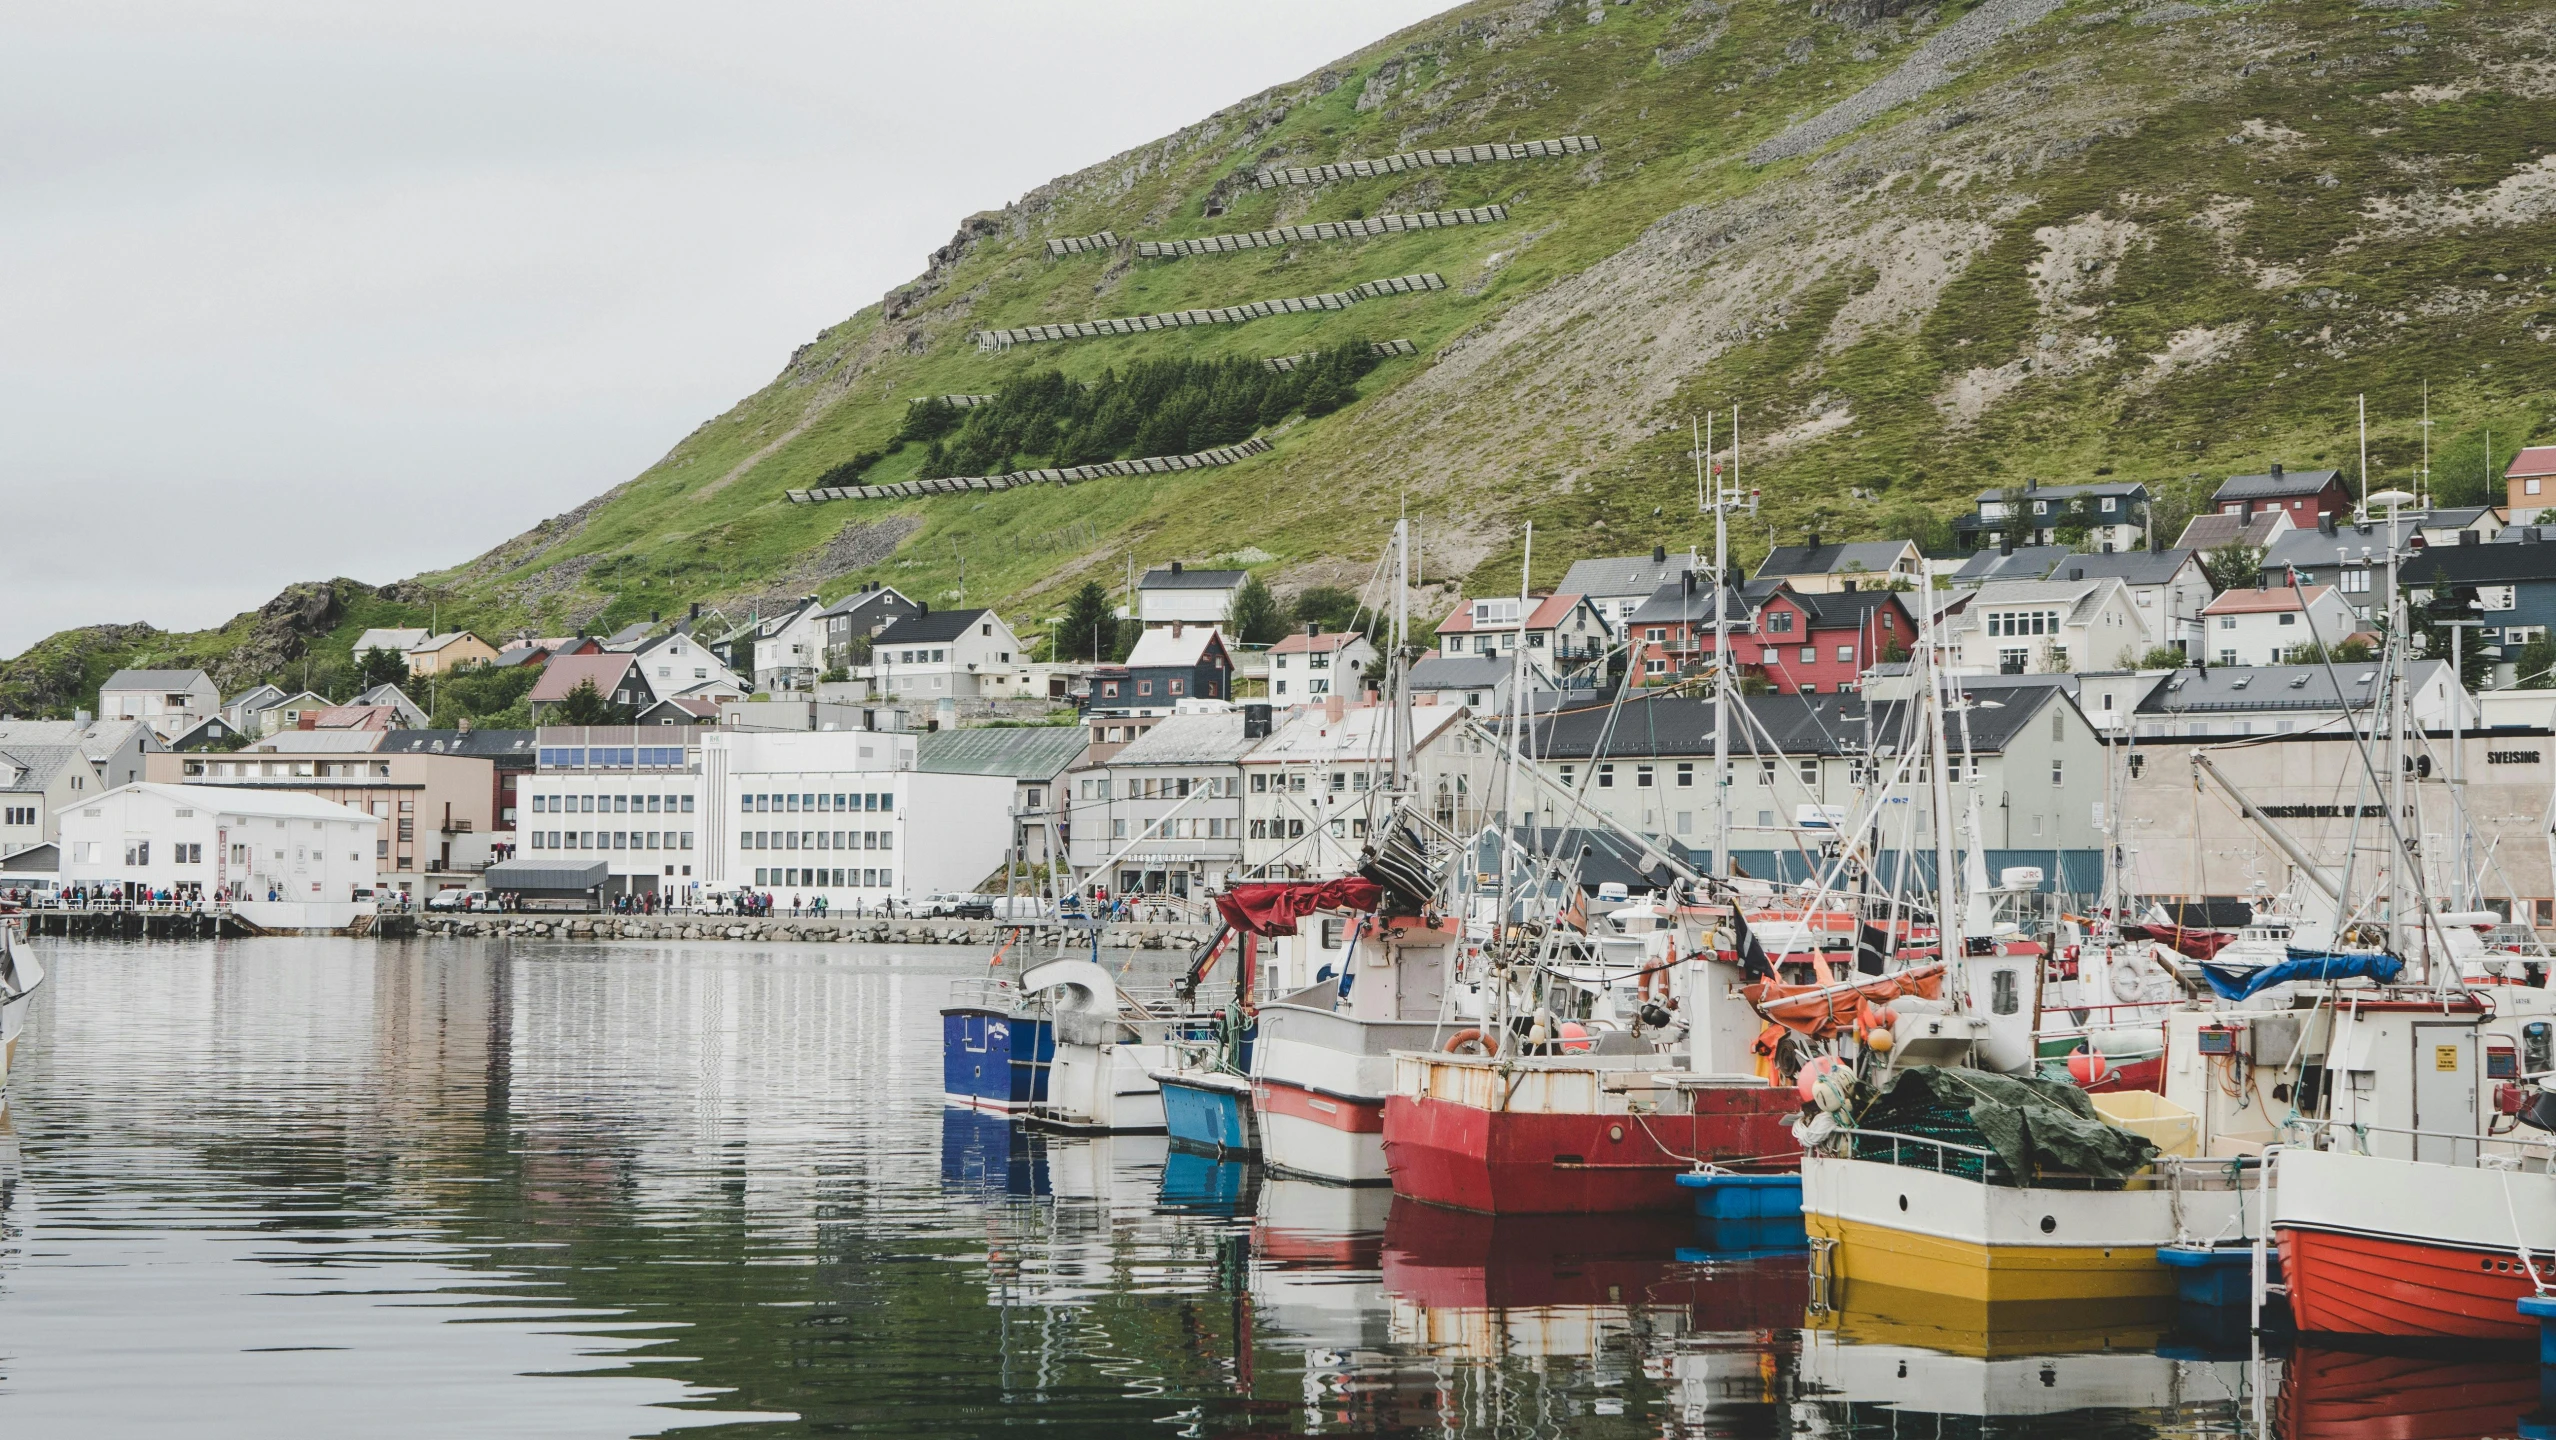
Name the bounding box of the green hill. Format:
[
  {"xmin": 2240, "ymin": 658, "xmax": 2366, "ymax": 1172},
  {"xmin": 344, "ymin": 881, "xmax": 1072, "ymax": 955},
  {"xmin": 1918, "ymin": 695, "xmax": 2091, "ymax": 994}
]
[{"xmin": 12, "ymin": 0, "xmax": 2556, "ymax": 714}]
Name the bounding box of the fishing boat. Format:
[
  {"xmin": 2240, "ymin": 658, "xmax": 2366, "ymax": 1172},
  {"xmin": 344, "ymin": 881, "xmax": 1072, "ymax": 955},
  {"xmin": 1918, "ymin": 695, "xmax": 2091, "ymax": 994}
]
[
  {"xmin": 0, "ymin": 913, "xmax": 42, "ymax": 1104},
  {"xmin": 1014, "ymin": 956, "xmax": 1173, "ymax": 1133},
  {"xmin": 939, "ymin": 974, "xmax": 1052, "ymax": 1116}
]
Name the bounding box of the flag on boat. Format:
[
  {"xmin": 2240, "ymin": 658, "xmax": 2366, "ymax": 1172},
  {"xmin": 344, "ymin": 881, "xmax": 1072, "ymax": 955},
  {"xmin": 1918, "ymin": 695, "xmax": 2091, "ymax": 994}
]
[
  {"xmin": 1730, "ymin": 909, "xmax": 1776, "ymax": 981},
  {"xmin": 1854, "ymin": 922, "xmax": 1892, "ymax": 976}
]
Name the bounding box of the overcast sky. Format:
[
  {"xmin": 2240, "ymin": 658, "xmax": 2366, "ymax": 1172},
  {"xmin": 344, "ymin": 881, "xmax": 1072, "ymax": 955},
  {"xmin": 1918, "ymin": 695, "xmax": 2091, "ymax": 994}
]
[{"xmin": 0, "ymin": 1, "xmax": 1447, "ymax": 657}]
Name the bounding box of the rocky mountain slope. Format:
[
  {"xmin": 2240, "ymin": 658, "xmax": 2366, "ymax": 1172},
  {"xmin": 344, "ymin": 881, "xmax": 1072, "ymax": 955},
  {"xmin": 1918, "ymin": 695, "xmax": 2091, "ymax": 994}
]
[{"xmin": 11, "ymin": 0, "xmax": 2556, "ymax": 712}]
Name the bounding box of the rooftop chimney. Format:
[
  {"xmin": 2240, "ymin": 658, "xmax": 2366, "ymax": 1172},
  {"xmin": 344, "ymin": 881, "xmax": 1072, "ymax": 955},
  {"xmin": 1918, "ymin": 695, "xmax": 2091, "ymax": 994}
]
[
  {"xmin": 1305, "ymin": 621, "xmax": 1321, "ymax": 637},
  {"xmin": 1325, "ymin": 692, "xmax": 1346, "ymax": 723},
  {"xmin": 1170, "ymin": 560, "xmax": 1184, "ymax": 575},
  {"xmin": 1653, "ymin": 544, "xmax": 1667, "ymax": 564},
  {"xmin": 2318, "ymin": 514, "xmax": 2336, "ymax": 537},
  {"xmin": 1242, "ymin": 703, "xmax": 1273, "ymax": 739},
  {"xmin": 1172, "ymin": 621, "xmax": 1183, "ymax": 638},
  {"xmin": 1807, "ymin": 533, "xmax": 1822, "ymax": 550},
  {"xmin": 2068, "ymin": 567, "xmax": 2084, "ymax": 581},
  {"xmin": 2270, "ymin": 461, "xmax": 2285, "ymax": 479},
  {"xmin": 689, "ymin": 602, "xmax": 702, "ymax": 620}
]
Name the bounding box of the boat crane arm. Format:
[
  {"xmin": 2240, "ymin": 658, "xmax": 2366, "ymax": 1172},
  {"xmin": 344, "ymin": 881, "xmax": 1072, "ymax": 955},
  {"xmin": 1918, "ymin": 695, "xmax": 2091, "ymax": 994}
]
[{"xmin": 2191, "ymin": 750, "xmax": 2344, "ymax": 903}]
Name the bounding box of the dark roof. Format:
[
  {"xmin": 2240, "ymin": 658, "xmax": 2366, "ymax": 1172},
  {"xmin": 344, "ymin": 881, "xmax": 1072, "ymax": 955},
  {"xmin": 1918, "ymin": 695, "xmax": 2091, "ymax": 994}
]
[
  {"xmin": 1786, "ymin": 590, "xmax": 1913, "ymax": 626},
  {"xmin": 1408, "ymin": 655, "xmax": 1515, "ymax": 689},
  {"xmin": 2262, "ymin": 521, "xmax": 2411, "ymax": 571},
  {"xmin": 382, "ymin": 728, "xmax": 539, "ymax": 761},
  {"xmin": 1968, "ymin": 482, "xmax": 2149, "ymax": 504},
  {"xmin": 1529, "ymin": 689, "xmax": 2065, "ymax": 761},
  {"xmin": 2213, "ymin": 468, "xmax": 2344, "ymax": 501},
  {"xmin": 1754, "ymin": 541, "xmax": 1912, "ymax": 579},
  {"xmin": 1137, "ymin": 567, "xmax": 1247, "ymax": 591},
  {"xmin": 2042, "ymin": 549, "xmax": 2199, "ymax": 586},
  {"xmin": 1951, "ymin": 546, "xmax": 2072, "ymax": 583},
  {"xmin": 874, "ymin": 608, "xmax": 992, "ymax": 646},
  {"xmin": 1626, "ymin": 580, "xmax": 1748, "ymax": 627},
  {"xmin": 2399, "ymin": 538, "xmax": 2556, "ymax": 588},
  {"xmin": 1558, "ymin": 552, "xmax": 1696, "ymax": 598},
  {"xmin": 480, "ymin": 859, "xmax": 609, "ymax": 892},
  {"xmin": 2132, "ymin": 661, "xmax": 2450, "ymax": 716}
]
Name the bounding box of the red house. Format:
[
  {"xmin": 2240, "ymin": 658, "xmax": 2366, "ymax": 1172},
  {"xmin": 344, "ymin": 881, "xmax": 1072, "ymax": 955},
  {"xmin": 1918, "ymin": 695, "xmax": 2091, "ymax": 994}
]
[{"xmin": 1626, "ymin": 580, "xmax": 1915, "ymax": 695}]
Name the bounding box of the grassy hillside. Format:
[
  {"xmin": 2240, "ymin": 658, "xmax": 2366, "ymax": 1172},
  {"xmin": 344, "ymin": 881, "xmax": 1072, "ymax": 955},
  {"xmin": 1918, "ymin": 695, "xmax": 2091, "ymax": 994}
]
[{"xmin": 12, "ymin": 0, "xmax": 2556, "ymax": 712}]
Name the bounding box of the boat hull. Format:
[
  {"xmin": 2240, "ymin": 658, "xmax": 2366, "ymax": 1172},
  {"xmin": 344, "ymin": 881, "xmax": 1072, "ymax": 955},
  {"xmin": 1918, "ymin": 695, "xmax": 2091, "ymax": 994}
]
[
  {"xmin": 1801, "ymin": 1154, "xmax": 2241, "ymax": 1309},
  {"xmin": 939, "ymin": 1006, "xmax": 1051, "ymax": 1114},
  {"xmin": 1257, "ymin": 1076, "xmax": 1387, "ymax": 1184},
  {"xmin": 2269, "ymin": 1144, "xmax": 2556, "ymax": 1341},
  {"xmin": 1157, "ymin": 1071, "xmax": 1257, "ymax": 1154},
  {"xmin": 1381, "ymin": 1079, "xmax": 1800, "ymax": 1215}
]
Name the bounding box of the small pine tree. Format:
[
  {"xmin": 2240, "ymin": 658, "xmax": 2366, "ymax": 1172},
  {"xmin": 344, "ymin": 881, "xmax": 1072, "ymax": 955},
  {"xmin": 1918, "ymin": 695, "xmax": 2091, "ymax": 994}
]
[
  {"xmin": 2516, "ymin": 634, "xmax": 2556, "ymax": 689},
  {"xmin": 357, "ymin": 647, "xmax": 410, "ymax": 691},
  {"xmin": 554, "ymin": 677, "xmax": 624, "ymax": 724},
  {"xmin": 1060, "ymin": 582, "xmax": 1114, "ymax": 663},
  {"xmin": 1225, "ymin": 575, "xmax": 1287, "ymax": 645}
]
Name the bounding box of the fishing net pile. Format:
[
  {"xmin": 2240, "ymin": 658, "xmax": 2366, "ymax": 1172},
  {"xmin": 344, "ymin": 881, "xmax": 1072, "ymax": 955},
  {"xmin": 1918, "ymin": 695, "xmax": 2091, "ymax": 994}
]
[{"xmin": 1850, "ymin": 1064, "xmax": 2158, "ymax": 1186}]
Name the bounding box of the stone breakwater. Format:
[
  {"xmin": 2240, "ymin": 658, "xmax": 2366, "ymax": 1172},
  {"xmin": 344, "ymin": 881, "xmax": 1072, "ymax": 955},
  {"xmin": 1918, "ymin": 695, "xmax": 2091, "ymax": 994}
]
[{"xmin": 407, "ymin": 915, "xmax": 1216, "ymax": 950}]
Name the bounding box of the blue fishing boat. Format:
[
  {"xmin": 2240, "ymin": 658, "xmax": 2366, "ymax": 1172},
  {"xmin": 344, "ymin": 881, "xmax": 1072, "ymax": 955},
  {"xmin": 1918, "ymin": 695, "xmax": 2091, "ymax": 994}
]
[
  {"xmin": 1149, "ymin": 922, "xmax": 1260, "ymax": 1154},
  {"xmin": 940, "ymin": 979, "xmax": 1053, "ymax": 1115}
]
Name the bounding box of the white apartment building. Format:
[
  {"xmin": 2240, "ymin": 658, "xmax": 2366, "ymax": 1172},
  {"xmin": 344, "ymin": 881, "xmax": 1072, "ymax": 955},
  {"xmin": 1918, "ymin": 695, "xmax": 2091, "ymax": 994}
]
[
  {"xmin": 517, "ymin": 731, "xmax": 705, "ymax": 902},
  {"xmin": 1237, "ymin": 703, "xmax": 1493, "ymax": 879},
  {"xmin": 694, "ymin": 727, "xmax": 1009, "ymax": 908},
  {"xmin": 59, "ymin": 782, "xmax": 379, "ymax": 902},
  {"xmin": 1065, "ymin": 713, "xmax": 1255, "ymax": 899}
]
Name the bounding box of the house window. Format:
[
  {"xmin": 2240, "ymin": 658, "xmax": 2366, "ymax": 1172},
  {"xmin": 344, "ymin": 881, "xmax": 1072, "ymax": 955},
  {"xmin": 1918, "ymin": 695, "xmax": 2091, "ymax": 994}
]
[
  {"xmin": 1767, "ymin": 611, "xmax": 1795, "ymax": 635},
  {"xmin": 2342, "ymin": 569, "xmax": 2370, "ymax": 593},
  {"xmin": 1138, "ymin": 680, "xmax": 1153, "ymax": 696},
  {"xmin": 1999, "ymin": 648, "xmax": 2029, "ymax": 675},
  {"xmin": 1646, "ymin": 628, "xmax": 1665, "ymax": 642},
  {"xmin": 1759, "ymin": 760, "xmax": 1776, "ymax": 784},
  {"xmin": 1598, "ymin": 764, "xmax": 1615, "ymax": 788},
  {"xmin": 1636, "ymin": 765, "xmax": 1655, "ymax": 788},
  {"xmin": 1799, "ymin": 647, "xmax": 1816, "ymax": 665},
  {"xmin": 1677, "ymin": 762, "xmax": 1694, "ymax": 787},
  {"xmin": 2218, "ymin": 649, "xmax": 2237, "ymax": 666},
  {"xmin": 2530, "ymin": 478, "xmax": 2545, "ymax": 496},
  {"xmin": 2218, "ymin": 616, "xmax": 2237, "ymax": 630},
  {"xmin": 1797, "ymin": 759, "xmax": 1818, "ymax": 786},
  {"xmin": 1835, "ymin": 646, "xmax": 1854, "ymax": 664},
  {"xmin": 1169, "ymin": 679, "xmax": 1185, "ymax": 696}
]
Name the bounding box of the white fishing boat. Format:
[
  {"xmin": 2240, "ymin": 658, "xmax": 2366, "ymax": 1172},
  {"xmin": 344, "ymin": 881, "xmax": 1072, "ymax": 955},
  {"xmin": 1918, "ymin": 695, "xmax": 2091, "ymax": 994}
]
[
  {"xmin": 0, "ymin": 913, "xmax": 42, "ymax": 1104},
  {"xmin": 1014, "ymin": 957, "xmax": 1173, "ymax": 1133}
]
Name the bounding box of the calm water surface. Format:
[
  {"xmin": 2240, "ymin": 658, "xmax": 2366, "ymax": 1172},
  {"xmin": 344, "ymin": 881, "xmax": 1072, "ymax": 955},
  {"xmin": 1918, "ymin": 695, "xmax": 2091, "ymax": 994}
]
[{"xmin": 0, "ymin": 937, "xmax": 2533, "ymax": 1436}]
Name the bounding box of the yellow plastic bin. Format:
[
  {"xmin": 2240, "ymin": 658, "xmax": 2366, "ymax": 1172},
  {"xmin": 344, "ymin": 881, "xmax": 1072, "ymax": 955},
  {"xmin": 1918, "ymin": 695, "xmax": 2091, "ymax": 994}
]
[{"xmin": 2092, "ymin": 1090, "xmax": 2200, "ymax": 1158}]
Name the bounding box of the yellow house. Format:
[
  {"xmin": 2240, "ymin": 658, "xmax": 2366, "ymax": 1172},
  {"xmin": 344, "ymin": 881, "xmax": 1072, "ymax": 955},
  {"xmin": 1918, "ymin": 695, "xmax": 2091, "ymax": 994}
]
[
  {"xmin": 405, "ymin": 631, "xmax": 498, "ymax": 676},
  {"xmin": 2508, "ymin": 445, "xmax": 2556, "ymax": 525}
]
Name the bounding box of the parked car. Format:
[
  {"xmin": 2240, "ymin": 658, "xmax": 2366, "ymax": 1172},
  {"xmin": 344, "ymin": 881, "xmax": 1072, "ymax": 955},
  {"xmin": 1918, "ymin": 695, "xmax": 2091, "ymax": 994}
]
[
  {"xmin": 950, "ymin": 899, "xmax": 995, "ymax": 920},
  {"xmin": 424, "ymin": 889, "xmax": 470, "ymax": 911}
]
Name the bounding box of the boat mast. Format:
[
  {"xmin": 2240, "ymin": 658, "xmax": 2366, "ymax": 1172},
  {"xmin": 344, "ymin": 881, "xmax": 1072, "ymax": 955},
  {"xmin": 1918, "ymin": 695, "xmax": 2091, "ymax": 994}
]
[
  {"xmin": 1390, "ymin": 517, "xmax": 1412, "ymax": 795},
  {"xmin": 1918, "ymin": 559, "xmax": 1960, "ymax": 965}
]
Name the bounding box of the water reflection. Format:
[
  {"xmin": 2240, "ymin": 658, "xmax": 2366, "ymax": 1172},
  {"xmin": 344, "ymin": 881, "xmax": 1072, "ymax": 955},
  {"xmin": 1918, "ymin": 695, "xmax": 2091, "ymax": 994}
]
[{"xmin": 0, "ymin": 938, "xmax": 2535, "ymax": 1437}]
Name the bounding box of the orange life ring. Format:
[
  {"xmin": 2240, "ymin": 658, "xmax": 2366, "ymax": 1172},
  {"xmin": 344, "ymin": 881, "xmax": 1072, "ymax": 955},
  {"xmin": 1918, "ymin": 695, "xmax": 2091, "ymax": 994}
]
[{"xmin": 1443, "ymin": 1028, "xmax": 1498, "ymax": 1056}]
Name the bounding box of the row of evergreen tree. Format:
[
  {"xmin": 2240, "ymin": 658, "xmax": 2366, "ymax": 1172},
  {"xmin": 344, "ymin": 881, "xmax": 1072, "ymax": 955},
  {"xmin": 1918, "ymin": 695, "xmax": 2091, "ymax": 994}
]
[{"xmin": 810, "ymin": 342, "xmax": 1385, "ymax": 489}]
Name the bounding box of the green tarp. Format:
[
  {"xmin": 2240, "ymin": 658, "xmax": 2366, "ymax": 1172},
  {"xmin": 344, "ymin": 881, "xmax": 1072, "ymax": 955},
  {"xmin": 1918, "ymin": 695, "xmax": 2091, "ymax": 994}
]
[{"xmin": 1856, "ymin": 1064, "xmax": 2157, "ymax": 1185}]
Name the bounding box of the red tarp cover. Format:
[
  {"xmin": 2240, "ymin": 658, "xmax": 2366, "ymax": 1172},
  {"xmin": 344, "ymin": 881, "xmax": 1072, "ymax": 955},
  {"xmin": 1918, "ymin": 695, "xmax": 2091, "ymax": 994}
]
[
  {"xmin": 2121, "ymin": 923, "xmax": 2236, "ymax": 960},
  {"xmin": 1215, "ymin": 878, "xmax": 1384, "ymax": 936}
]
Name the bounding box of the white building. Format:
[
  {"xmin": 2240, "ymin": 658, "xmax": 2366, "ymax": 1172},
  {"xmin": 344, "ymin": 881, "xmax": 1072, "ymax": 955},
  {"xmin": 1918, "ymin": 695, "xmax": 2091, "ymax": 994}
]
[
  {"xmin": 1238, "ymin": 703, "xmax": 1495, "ymax": 879},
  {"xmin": 2047, "ymin": 550, "xmax": 2214, "ymax": 656},
  {"xmin": 629, "ymin": 630, "xmax": 746, "ymax": 707},
  {"xmin": 1265, "ymin": 626, "xmax": 1374, "ymax": 706},
  {"xmin": 1136, "ymin": 564, "xmax": 1250, "ymax": 628},
  {"xmin": 1066, "ymin": 712, "xmax": 1256, "ymax": 899},
  {"xmin": 516, "ymin": 729, "xmax": 706, "ymax": 902},
  {"xmin": 1951, "ymin": 577, "xmax": 2148, "ymax": 676},
  {"xmin": 866, "ymin": 608, "xmax": 1035, "ymax": 700},
  {"xmin": 2198, "ymin": 584, "xmax": 2365, "ymax": 667},
  {"xmin": 746, "ymin": 596, "xmax": 829, "ymax": 694},
  {"xmin": 59, "ymin": 782, "xmax": 379, "ymax": 903},
  {"xmin": 99, "ymin": 669, "xmax": 220, "ymax": 740},
  {"xmin": 696, "ymin": 727, "xmax": 1010, "ymax": 909}
]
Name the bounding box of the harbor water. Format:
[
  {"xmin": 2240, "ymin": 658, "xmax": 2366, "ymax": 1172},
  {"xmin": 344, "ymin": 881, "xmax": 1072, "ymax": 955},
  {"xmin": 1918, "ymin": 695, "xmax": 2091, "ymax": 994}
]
[{"xmin": 0, "ymin": 936, "xmax": 2536, "ymax": 1437}]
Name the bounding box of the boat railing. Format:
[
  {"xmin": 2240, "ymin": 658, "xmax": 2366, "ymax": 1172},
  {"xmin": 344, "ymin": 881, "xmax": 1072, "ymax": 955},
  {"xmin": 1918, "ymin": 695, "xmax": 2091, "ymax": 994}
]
[
  {"xmin": 1838, "ymin": 1127, "xmax": 2259, "ymax": 1193},
  {"xmin": 944, "ymin": 975, "xmax": 1021, "ymax": 1013},
  {"xmin": 2275, "ymin": 1113, "xmax": 2556, "ymax": 1170}
]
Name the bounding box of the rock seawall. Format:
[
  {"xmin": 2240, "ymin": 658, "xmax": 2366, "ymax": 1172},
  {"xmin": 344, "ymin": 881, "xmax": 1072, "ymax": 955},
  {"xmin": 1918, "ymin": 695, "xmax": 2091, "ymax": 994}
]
[{"xmin": 406, "ymin": 916, "xmax": 1213, "ymax": 950}]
